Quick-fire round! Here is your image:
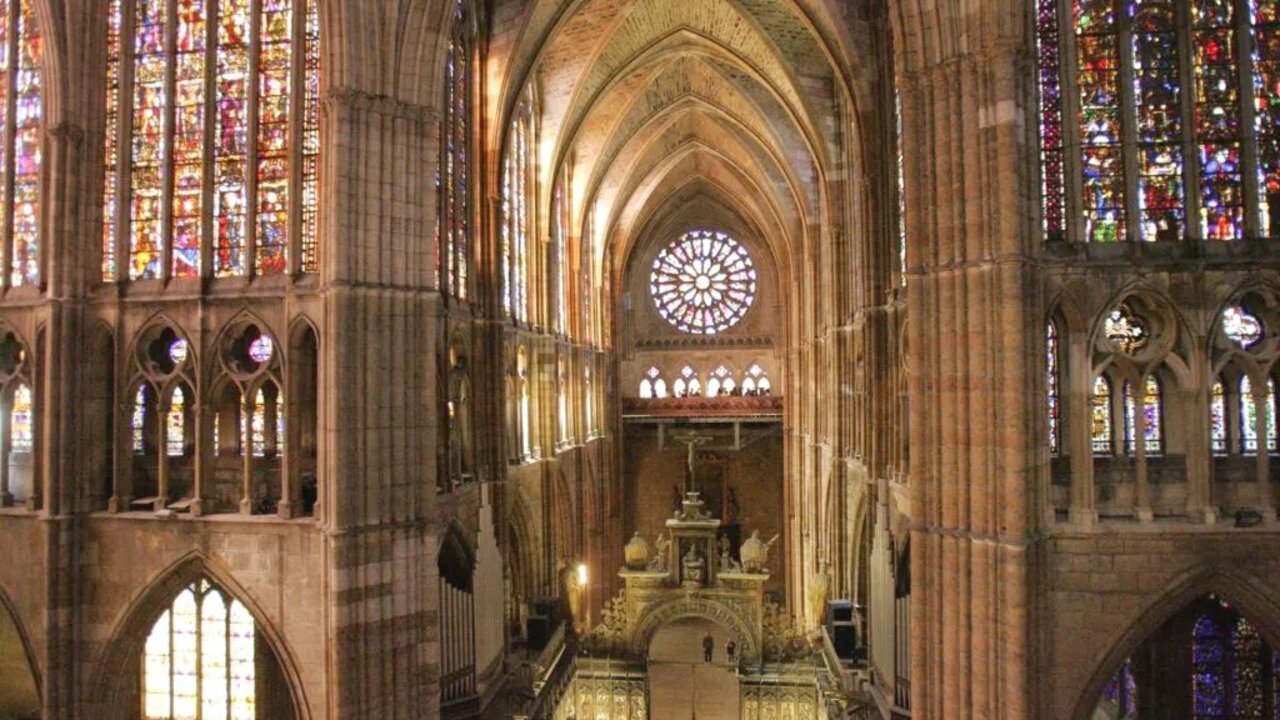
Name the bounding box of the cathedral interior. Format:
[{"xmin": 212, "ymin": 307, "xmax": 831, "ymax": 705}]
[{"xmin": 0, "ymin": 0, "xmax": 1279, "ymax": 718}]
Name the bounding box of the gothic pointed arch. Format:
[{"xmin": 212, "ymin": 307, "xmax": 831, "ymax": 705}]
[
  {"xmin": 0, "ymin": 582, "xmax": 40, "ymax": 719},
  {"xmin": 89, "ymin": 553, "xmax": 309, "ymax": 720}
]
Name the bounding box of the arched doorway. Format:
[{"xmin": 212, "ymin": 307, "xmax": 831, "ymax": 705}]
[
  {"xmin": 0, "ymin": 598, "xmax": 38, "ymax": 719},
  {"xmin": 647, "ymin": 617, "xmax": 740, "ymax": 720}
]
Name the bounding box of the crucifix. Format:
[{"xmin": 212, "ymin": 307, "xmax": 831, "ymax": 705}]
[{"xmin": 670, "ymin": 431, "xmax": 712, "ymax": 495}]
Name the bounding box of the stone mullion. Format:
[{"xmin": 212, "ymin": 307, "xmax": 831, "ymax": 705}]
[
  {"xmin": 1184, "ymin": 354, "xmax": 1215, "ymax": 522},
  {"xmin": 198, "ymin": 0, "xmax": 217, "ymax": 279},
  {"xmin": 1133, "ymin": 379, "xmax": 1153, "ymax": 521},
  {"xmin": 244, "ymin": 0, "xmax": 261, "ymax": 278},
  {"xmin": 1118, "ymin": 11, "xmax": 1141, "ymax": 244},
  {"xmin": 159, "ymin": 0, "xmax": 178, "ymax": 280},
  {"xmin": 1058, "ymin": 0, "xmax": 1086, "ymax": 245},
  {"xmin": 239, "ymin": 387, "xmax": 252, "ymax": 513},
  {"xmin": 1236, "ymin": 0, "xmax": 1264, "ymax": 238},
  {"xmin": 1176, "ymin": 1, "xmax": 1202, "ymax": 239},
  {"xmin": 286, "ymin": 0, "xmax": 305, "ymax": 277},
  {"xmin": 1252, "ymin": 382, "xmax": 1276, "ymax": 519}
]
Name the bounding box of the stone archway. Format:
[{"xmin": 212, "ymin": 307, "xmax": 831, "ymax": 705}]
[
  {"xmin": 629, "ymin": 596, "xmax": 761, "ymax": 664},
  {"xmin": 0, "ymin": 589, "xmax": 39, "ymax": 720},
  {"xmin": 647, "ymin": 616, "xmax": 741, "ymax": 720}
]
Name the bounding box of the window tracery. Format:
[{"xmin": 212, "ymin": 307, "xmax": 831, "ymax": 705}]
[
  {"xmin": 1048, "ymin": 320, "xmax": 1061, "ymax": 454},
  {"xmin": 650, "ymin": 230, "xmax": 757, "ymax": 335},
  {"xmin": 1124, "ymin": 375, "xmax": 1163, "ymax": 455},
  {"xmin": 143, "ymin": 579, "xmax": 256, "ymax": 720},
  {"xmin": 103, "ymin": 0, "xmax": 320, "ymax": 281},
  {"xmin": 1092, "ymin": 375, "xmax": 1114, "ymax": 454},
  {"xmin": 1037, "ymin": 0, "xmax": 1280, "ymax": 241},
  {"xmin": 0, "ymin": 0, "xmax": 42, "ymax": 288}
]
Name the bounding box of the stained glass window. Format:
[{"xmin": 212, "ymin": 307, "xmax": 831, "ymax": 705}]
[
  {"xmin": 896, "ymin": 89, "xmax": 910, "ymax": 272},
  {"xmin": 3, "ymin": 0, "xmax": 41, "ymax": 287},
  {"xmin": 1254, "ymin": 0, "xmax": 1280, "ymax": 237},
  {"xmin": 501, "ymin": 95, "xmax": 531, "ymax": 321},
  {"xmin": 143, "ymin": 580, "xmax": 256, "ymax": 720},
  {"xmin": 249, "ymin": 388, "xmax": 265, "ymax": 457},
  {"xmin": 132, "ymin": 384, "xmax": 149, "ymax": 454},
  {"xmin": 1037, "ymin": 0, "xmax": 1065, "ymax": 238},
  {"xmin": 1223, "ymin": 306, "xmax": 1264, "ymax": 348},
  {"xmin": 1195, "ymin": 614, "xmax": 1228, "ymax": 719},
  {"xmin": 1212, "ymin": 380, "xmax": 1228, "ymax": 454},
  {"xmin": 104, "ymin": 0, "xmax": 320, "ymax": 282},
  {"xmin": 1240, "ymin": 376, "xmax": 1276, "ymax": 453},
  {"xmin": 640, "ymin": 367, "xmax": 659, "ymax": 399},
  {"xmin": 1124, "ymin": 376, "xmax": 1162, "ymax": 455},
  {"xmin": 9, "ymin": 383, "xmax": 31, "ymax": 453},
  {"xmin": 552, "ymin": 180, "xmax": 569, "ymax": 335},
  {"xmin": 1133, "ymin": 0, "xmax": 1185, "ymax": 243},
  {"xmin": 439, "ymin": 0, "xmax": 472, "ymax": 299},
  {"xmin": 1092, "ymin": 375, "xmax": 1114, "ymax": 454},
  {"xmin": 1105, "ymin": 305, "xmax": 1149, "ymax": 353},
  {"xmin": 1048, "ymin": 321, "xmax": 1061, "ymax": 454},
  {"xmin": 1101, "ymin": 658, "xmax": 1139, "ymax": 718},
  {"xmin": 650, "ymin": 230, "xmax": 757, "ymax": 335},
  {"xmin": 1041, "ymin": 0, "xmax": 1280, "ymax": 242},
  {"xmin": 743, "ymin": 363, "xmax": 770, "ymax": 395},
  {"xmin": 166, "ymin": 387, "xmax": 185, "ymax": 457}
]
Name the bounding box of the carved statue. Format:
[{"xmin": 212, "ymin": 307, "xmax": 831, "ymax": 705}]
[
  {"xmin": 562, "ymin": 561, "xmax": 584, "ymax": 635},
  {"xmin": 648, "ymin": 532, "xmax": 671, "ymax": 571},
  {"xmin": 739, "ymin": 530, "xmax": 779, "ymax": 573},
  {"xmin": 681, "ymin": 543, "xmax": 705, "ymax": 588},
  {"xmin": 624, "ymin": 532, "xmax": 651, "ymax": 570},
  {"xmin": 806, "ymin": 560, "xmax": 832, "ymax": 631},
  {"xmin": 718, "ymin": 535, "xmax": 740, "ymax": 572}
]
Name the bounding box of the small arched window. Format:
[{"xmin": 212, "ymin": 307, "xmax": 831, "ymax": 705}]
[
  {"xmin": 1211, "ymin": 380, "xmax": 1227, "ymax": 455},
  {"xmin": 1124, "ymin": 376, "xmax": 1162, "ymax": 456},
  {"xmin": 166, "ymin": 387, "xmax": 186, "ymax": 457},
  {"xmin": 1047, "ymin": 320, "xmax": 1061, "ymax": 454},
  {"xmin": 132, "ymin": 384, "xmax": 151, "ymax": 454},
  {"xmin": 1239, "ymin": 375, "xmax": 1276, "ymax": 454},
  {"xmin": 1092, "ymin": 376, "xmax": 1113, "ymax": 455},
  {"xmin": 9, "ymin": 383, "xmax": 31, "ymax": 454}
]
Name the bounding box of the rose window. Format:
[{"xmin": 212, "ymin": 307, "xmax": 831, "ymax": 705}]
[{"xmin": 649, "ymin": 230, "xmax": 757, "ymax": 334}]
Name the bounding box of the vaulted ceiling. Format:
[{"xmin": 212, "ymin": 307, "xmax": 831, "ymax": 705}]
[{"xmin": 489, "ymin": 0, "xmax": 881, "ymax": 303}]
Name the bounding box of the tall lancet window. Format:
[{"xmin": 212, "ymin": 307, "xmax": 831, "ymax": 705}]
[
  {"xmin": 1047, "ymin": 320, "xmax": 1061, "ymax": 454},
  {"xmin": 0, "ymin": 0, "xmax": 42, "ymax": 287},
  {"xmin": 438, "ymin": 0, "xmax": 472, "ymax": 299},
  {"xmin": 102, "ymin": 0, "xmax": 320, "ymax": 281},
  {"xmin": 1037, "ymin": 0, "xmax": 1279, "ymax": 242},
  {"xmin": 501, "ymin": 91, "xmax": 532, "ymax": 321}
]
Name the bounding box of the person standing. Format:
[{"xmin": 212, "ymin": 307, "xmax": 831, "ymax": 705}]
[{"xmin": 702, "ymin": 633, "xmax": 714, "ymax": 662}]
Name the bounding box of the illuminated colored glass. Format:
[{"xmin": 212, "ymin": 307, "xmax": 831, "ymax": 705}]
[
  {"xmin": 166, "ymin": 387, "xmax": 185, "ymax": 457},
  {"xmin": 1123, "ymin": 376, "xmax": 1162, "ymax": 455},
  {"xmin": 170, "ymin": 0, "xmax": 206, "ymax": 278},
  {"xmin": 247, "ymin": 335, "xmax": 272, "ymax": 363},
  {"xmin": 254, "ymin": 0, "xmax": 291, "ymax": 274},
  {"xmin": 8, "ymin": 0, "xmax": 39, "ymax": 286},
  {"xmin": 1195, "ymin": 0, "xmax": 1245, "ymax": 240},
  {"xmin": 103, "ymin": 0, "xmax": 121, "ymax": 278},
  {"xmin": 106, "ymin": 0, "xmax": 319, "ymax": 281},
  {"xmin": 300, "ymin": 0, "xmax": 319, "ymax": 273},
  {"xmin": 1223, "ymin": 305, "xmax": 1264, "ymax": 348},
  {"xmin": 1075, "ymin": 0, "xmax": 1126, "ymax": 242},
  {"xmin": 1101, "ymin": 659, "xmax": 1139, "ymax": 718},
  {"xmin": 553, "ymin": 181, "xmax": 568, "ymax": 334},
  {"xmin": 129, "ymin": 0, "xmax": 167, "ymax": 280},
  {"xmin": 1048, "ymin": 321, "xmax": 1061, "ymax": 453},
  {"xmin": 1195, "ymin": 614, "xmax": 1227, "ymax": 719},
  {"xmin": 1240, "ymin": 376, "xmax": 1276, "ymax": 453},
  {"xmin": 650, "ymin": 230, "xmax": 758, "ymax": 335},
  {"xmin": 440, "ymin": 0, "xmax": 471, "ymax": 299},
  {"xmin": 1211, "ymin": 380, "xmax": 1227, "ymax": 454},
  {"xmin": 132, "ymin": 384, "xmax": 148, "ymax": 453},
  {"xmin": 1104, "ymin": 305, "xmax": 1149, "ymax": 353},
  {"xmin": 250, "ymin": 387, "xmax": 265, "ymax": 457},
  {"xmin": 1255, "ymin": 0, "xmax": 1280, "ymax": 236},
  {"xmin": 1132, "ymin": 1, "xmax": 1185, "ymax": 242},
  {"xmin": 1037, "ymin": 0, "xmax": 1065, "ymax": 237},
  {"xmin": 9, "ymin": 383, "xmax": 30, "ymax": 453},
  {"xmin": 1092, "ymin": 375, "xmax": 1113, "ymax": 454},
  {"xmin": 502, "ymin": 98, "xmax": 530, "ymax": 320},
  {"xmin": 143, "ymin": 582, "xmax": 257, "ymax": 720}
]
